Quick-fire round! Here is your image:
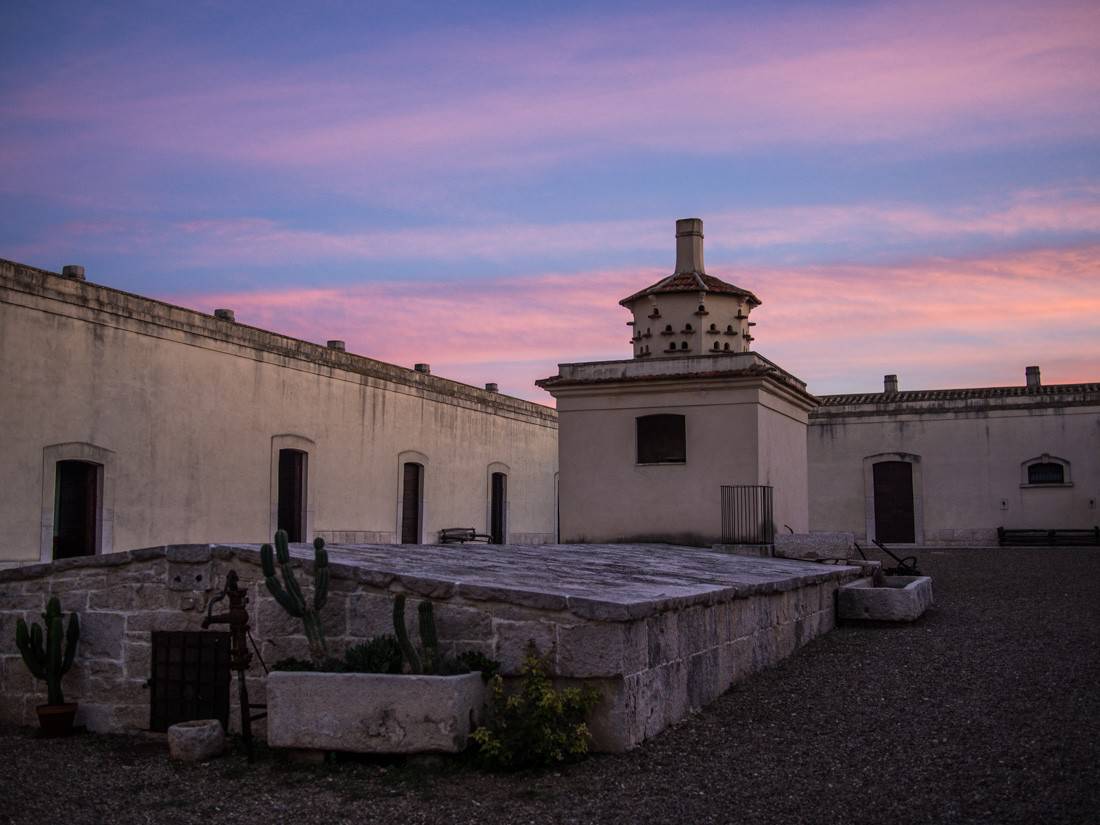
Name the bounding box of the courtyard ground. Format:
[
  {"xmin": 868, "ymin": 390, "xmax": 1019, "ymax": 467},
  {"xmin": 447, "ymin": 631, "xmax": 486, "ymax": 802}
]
[{"xmin": 2, "ymin": 546, "xmax": 1097, "ymax": 825}]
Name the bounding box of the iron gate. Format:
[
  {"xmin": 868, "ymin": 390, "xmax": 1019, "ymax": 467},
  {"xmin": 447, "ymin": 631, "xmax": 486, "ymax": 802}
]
[
  {"xmin": 148, "ymin": 631, "xmax": 231, "ymax": 732},
  {"xmin": 720, "ymin": 485, "xmax": 774, "ymax": 544}
]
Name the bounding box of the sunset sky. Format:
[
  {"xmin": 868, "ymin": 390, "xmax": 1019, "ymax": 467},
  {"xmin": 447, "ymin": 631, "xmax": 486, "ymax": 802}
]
[{"xmin": 2, "ymin": 0, "xmax": 1098, "ymax": 402}]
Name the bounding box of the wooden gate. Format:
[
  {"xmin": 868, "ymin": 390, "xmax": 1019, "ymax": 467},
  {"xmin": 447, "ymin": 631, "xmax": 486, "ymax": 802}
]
[{"xmin": 873, "ymin": 461, "xmax": 915, "ymax": 543}]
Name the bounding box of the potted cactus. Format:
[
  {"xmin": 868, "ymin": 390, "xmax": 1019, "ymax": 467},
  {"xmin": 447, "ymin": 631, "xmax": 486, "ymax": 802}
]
[{"xmin": 15, "ymin": 596, "xmax": 80, "ymax": 736}]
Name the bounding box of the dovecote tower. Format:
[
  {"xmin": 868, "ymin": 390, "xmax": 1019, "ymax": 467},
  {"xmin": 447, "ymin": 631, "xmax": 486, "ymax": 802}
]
[
  {"xmin": 621, "ymin": 219, "xmax": 760, "ymax": 359},
  {"xmin": 538, "ymin": 218, "xmax": 815, "ymax": 545}
]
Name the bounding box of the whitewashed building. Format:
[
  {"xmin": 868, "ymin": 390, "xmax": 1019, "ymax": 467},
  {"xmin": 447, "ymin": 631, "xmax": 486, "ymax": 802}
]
[{"xmin": 0, "ymin": 259, "xmax": 558, "ymax": 568}]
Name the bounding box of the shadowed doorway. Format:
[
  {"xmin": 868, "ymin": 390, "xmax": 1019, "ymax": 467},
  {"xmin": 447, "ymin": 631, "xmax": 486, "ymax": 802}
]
[
  {"xmin": 53, "ymin": 460, "xmax": 100, "ymax": 559},
  {"xmin": 873, "ymin": 460, "xmax": 915, "ymax": 543},
  {"xmin": 277, "ymin": 449, "xmax": 307, "ymax": 542}
]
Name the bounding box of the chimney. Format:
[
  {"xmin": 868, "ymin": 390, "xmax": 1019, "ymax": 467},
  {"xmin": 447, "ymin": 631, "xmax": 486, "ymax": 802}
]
[
  {"xmin": 484, "ymin": 382, "xmax": 499, "ymax": 393},
  {"xmin": 674, "ymin": 218, "xmax": 705, "ymax": 274},
  {"xmin": 327, "ymin": 340, "xmax": 346, "ymax": 351},
  {"xmin": 884, "ymin": 374, "xmax": 899, "ymax": 393},
  {"xmin": 213, "ymin": 308, "xmax": 235, "ymax": 322},
  {"xmin": 414, "ymin": 363, "xmax": 431, "ymax": 374},
  {"xmin": 1025, "ymin": 365, "xmax": 1041, "ymax": 389},
  {"xmin": 61, "ymin": 265, "xmax": 85, "ymax": 280}
]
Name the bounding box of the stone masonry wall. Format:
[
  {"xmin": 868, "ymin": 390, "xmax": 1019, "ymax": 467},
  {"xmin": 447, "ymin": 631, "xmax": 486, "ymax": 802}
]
[{"xmin": 0, "ymin": 545, "xmax": 854, "ymax": 751}]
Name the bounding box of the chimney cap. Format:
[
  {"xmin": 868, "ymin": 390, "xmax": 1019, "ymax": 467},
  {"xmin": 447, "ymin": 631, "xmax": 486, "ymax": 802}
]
[
  {"xmin": 675, "ymin": 218, "xmax": 704, "ymax": 237},
  {"xmin": 414, "ymin": 363, "xmax": 431, "ymax": 374},
  {"xmin": 213, "ymin": 308, "xmax": 235, "ymax": 322},
  {"xmin": 61, "ymin": 265, "xmax": 85, "ymax": 280},
  {"xmin": 327, "ymin": 339, "xmax": 346, "ymax": 351}
]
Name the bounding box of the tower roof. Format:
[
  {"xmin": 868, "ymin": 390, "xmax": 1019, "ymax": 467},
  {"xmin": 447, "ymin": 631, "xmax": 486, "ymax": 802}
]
[{"xmin": 619, "ymin": 271, "xmax": 761, "ymax": 308}]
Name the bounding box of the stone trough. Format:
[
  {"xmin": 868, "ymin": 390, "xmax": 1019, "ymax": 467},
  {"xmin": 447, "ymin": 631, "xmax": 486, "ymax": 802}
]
[
  {"xmin": 836, "ymin": 575, "xmax": 935, "ymax": 622},
  {"xmin": 0, "ymin": 543, "xmax": 860, "ymax": 751}
]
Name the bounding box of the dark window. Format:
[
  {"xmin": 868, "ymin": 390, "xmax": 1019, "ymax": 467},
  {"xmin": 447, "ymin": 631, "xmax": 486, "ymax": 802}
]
[
  {"xmin": 277, "ymin": 449, "xmax": 307, "ymax": 542},
  {"xmin": 490, "ymin": 472, "xmax": 507, "ymax": 543},
  {"xmin": 637, "ymin": 414, "xmax": 686, "ymax": 464},
  {"xmin": 53, "ymin": 460, "xmax": 99, "ymax": 559},
  {"xmin": 1028, "ymin": 462, "xmax": 1065, "ymax": 484},
  {"xmin": 401, "ymin": 462, "xmax": 422, "ymax": 543}
]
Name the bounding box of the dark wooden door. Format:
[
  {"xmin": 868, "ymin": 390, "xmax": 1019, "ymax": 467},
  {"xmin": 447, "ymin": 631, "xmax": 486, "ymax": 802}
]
[
  {"xmin": 54, "ymin": 460, "xmax": 98, "ymax": 559},
  {"xmin": 490, "ymin": 472, "xmax": 507, "ymax": 543},
  {"xmin": 401, "ymin": 462, "xmax": 421, "ymax": 544},
  {"xmin": 277, "ymin": 449, "xmax": 306, "ymax": 542},
  {"xmin": 873, "ymin": 461, "xmax": 915, "ymax": 543}
]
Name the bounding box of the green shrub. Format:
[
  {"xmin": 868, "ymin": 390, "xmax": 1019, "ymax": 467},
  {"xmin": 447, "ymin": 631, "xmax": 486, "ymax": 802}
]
[
  {"xmin": 344, "ymin": 635, "xmax": 403, "ymax": 674},
  {"xmin": 471, "ymin": 645, "xmax": 601, "ymax": 770}
]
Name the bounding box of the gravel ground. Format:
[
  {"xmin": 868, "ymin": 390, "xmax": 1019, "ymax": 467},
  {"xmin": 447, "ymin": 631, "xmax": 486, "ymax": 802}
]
[{"xmin": 3, "ymin": 547, "xmax": 1098, "ymax": 825}]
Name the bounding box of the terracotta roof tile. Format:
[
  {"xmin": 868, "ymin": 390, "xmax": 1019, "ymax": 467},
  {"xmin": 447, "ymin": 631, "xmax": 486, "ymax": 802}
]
[
  {"xmin": 619, "ymin": 271, "xmax": 761, "ymax": 307},
  {"xmin": 817, "ymin": 383, "xmax": 1100, "ymax": 406}
]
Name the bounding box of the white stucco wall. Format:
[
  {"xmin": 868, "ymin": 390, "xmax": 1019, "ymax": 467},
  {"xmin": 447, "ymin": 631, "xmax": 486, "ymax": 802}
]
[
  {"xmin": 809, "ymin": 397, "xmax": 1100, "ymax": 544},
  {"xmin": 546, "ymin": 359, "xmax": 814, "ymax": 545},
  {"xmin": 0, "ymin": 260, "xmax": 558, "ymax": 566}
]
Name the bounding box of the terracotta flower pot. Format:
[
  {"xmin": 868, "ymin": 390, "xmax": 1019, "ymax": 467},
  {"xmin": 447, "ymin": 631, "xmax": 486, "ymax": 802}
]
[{"xmin": 36, "ymin": 703, "xmax": 78, "ymax": 738}]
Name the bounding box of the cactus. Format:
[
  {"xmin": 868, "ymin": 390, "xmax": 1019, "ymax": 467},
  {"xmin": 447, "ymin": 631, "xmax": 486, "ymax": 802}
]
[
  {"xmin": 15, "ymin": 596, "xmax": 80, "ymax": 706},
  {"xmin": 392, "ymin": 594, "xmax": 444, "ymax": 674},
  {"xmin": 392, "ymin": 594, "xmax": 421, "ymax": 674},
  {"xmin": 418, "ymin": 601, "xmax": 440, "ymax": 674},
  {"xmin": 261, "ymin": 530, "xmax": 329, "ymax": 664}
]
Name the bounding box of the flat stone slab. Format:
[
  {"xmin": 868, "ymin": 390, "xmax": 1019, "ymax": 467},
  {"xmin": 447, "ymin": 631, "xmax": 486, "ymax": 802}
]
[
  {"xmin": 267, "ymin": 671, "xmax": 486, "ymax": 753},
  {"xmin": 837, "ymin": 575, "xmax": 934, "ymax": 622},
  {"xmin": 289, "ymin": 542, "xmax": 858, "ymax": 621}
]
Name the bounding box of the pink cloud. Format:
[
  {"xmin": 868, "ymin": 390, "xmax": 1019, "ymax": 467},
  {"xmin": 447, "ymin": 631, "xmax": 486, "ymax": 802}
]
[
  {"xmin": 3, "ymin": 0, "xmax": 1097, "ymax": 200},
  {"xmin": 161, "ymin": 244, "xmax": 1100, "ymax": 402}
]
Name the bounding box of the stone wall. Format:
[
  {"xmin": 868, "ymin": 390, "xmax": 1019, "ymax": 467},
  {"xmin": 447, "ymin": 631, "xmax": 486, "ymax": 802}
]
[{"xmin": 0, "ymin": 544, "xmax": 855, "ymax": 751}]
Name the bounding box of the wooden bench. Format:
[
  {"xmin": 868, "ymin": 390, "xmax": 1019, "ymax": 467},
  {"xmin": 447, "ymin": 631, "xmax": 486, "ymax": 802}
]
[
  {"xmin": 997, "ymin": 527, "xmax": 1100, "ymax": 547},
  {"xmin": 439, "ymin": 528, "xmax": 492, "ymax": 544}
]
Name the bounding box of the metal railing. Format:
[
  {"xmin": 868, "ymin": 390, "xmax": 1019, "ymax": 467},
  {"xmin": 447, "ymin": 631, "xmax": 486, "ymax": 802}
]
[{"xmin": 720, "ymin": 485, "xmax": 774, "ymax": 544}]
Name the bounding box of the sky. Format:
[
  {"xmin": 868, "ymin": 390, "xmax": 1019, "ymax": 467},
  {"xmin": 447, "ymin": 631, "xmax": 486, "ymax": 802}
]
[{"xmin": 2, "ymin": 0, "xmax": 1099, "ymax": 402}]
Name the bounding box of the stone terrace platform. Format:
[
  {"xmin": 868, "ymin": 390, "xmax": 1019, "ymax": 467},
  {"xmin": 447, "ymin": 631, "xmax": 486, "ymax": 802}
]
[{"xmin": 0, "ymin": 543, "xmax": 859, "ymax": 751}]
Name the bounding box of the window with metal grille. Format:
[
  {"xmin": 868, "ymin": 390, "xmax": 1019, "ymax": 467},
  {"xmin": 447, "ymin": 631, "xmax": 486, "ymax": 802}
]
[
  {"xmin": 1027, "ymin": 462, "xmax": 1065, "ymax": 485},
  {"xmin": 637, "ymin": 414, "xmax": 686, "ymax": 464}
]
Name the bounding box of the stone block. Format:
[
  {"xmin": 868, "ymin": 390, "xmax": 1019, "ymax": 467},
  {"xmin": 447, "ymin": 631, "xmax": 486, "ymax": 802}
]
[
  {"xmin": 718, "ymin": 637, "xmax": 753, "ymax": 689},
  {"xmin": 112, "ymin": 703, "xmax": 151, "ymax": 732},
  {"xmin": 169, "ymin": 719, "xmax": 225, "ymax": 761},
  {"xmin": 68, "ymin": 659, "xmax": 125, "ymax": 698},
  {"xmin": 267, "ymin": 671, "xmax": 486, "ymax": 753},
  {"xmin": 125, "ymin": 610, "xmax": 203, "ymax": 634},
  {"xmin": 557, "ymin": 621, "xmax": 646, "ymax": 678},
  {"xmin": 166, "ymin": 561, "xmax": 213, "ymax": 592},
  {"xmin": 646, "ymin": 612, "xmax": 678, "ymax": 668},
  {"xmin": 579, "ymin": 677, "xmax": 635, "ymax": 752},
  {"xmin": 88, "ymin": 584, "xmax": 177, "ymax": 611},
  {"xmin": 433, "ymin": 603, "xmax": 491, "ymax": 641},
  {"xmin": 493, "ymin": 618, "xmax": 556, "ymax": 674},
  {"xmin": 0, "ymin": 654, "xmax": 37, "ymax": 695},
  {"xmin": 0, "ymin": 589, "xmax": 45, "ymax": 610},
  {"xmin": 678, "ymin": 606, "xmax": 720, "ymax": 656},
  {"xmin": 76, "ymin": 702, "xmax": 114, "ymax": 732},
  {"xmin": 123, "ymin": 640, "xmax": 152, "ymax": 681},
  {"xmin": 686, "ymin": 648, "xmax": 721, "ymax": 709},
  {"xmin": 77, "ymin": 612, "xmax": 126, "ymax": 660},
  {"xmin": 837, "ymin": 576, "xmax": 934, "ymax": 622},
  {"xmin": 346, "ymin": 591, "xmax": 396, "ymax": 638}
]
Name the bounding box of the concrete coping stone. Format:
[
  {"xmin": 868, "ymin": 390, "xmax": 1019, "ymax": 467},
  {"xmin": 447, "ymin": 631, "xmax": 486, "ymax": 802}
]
[{"xmin": 2, "ymin": 542, "xmax": 859, "ymax": 622}]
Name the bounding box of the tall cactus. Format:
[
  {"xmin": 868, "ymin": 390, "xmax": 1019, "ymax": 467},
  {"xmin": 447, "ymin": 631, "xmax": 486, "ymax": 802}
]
[
  {"xmin": 392, "ymin": 594, "xmax": 443, "ymax": 674},
  {"xmin": 261, "ymin": 530, "xmax": 329, "ymax": 664},
  {"xmin": 16, "ymin": 596, "xmax": 80, "ymax": 706}
]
